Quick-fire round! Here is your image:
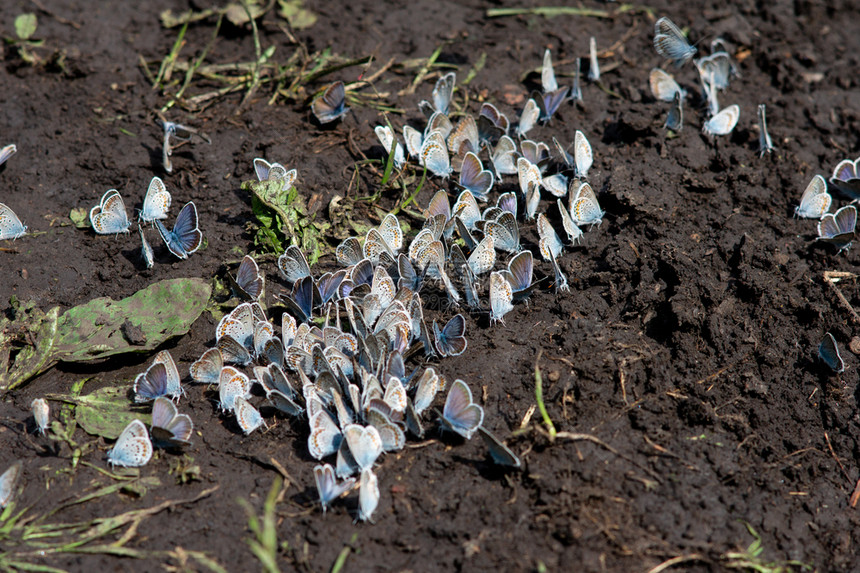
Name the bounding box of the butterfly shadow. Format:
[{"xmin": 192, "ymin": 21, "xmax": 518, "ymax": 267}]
[
  {"xmin": 602, "ymin": 116, "xmax": 655, "ymax": 145},
  {"xmin": 120, "ymin": 243, "xmax": 159, "ymax": 273},
  {"xmin": 17, "ymin": 422, "xmax": 62, "ymax": 457},
  {"xmin": 57, "ymin": 348, "xmax": 166, "ymax": 378},
  {"xmin": 142, "ymin": 142, "xmax": 164, "ymax": 174},
  {"xmin": 450, "ymin": 452, "xmax": 524, "ymax": 482}
]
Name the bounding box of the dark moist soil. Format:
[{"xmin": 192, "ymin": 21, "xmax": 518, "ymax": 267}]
[{"xmin": 2, "ymin": 0, "xmax": 860, "ymax": 571}]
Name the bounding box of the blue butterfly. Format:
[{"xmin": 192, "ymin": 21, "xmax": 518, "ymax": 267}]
[
  {"xmin": 477, "ymin": 102, "xmax": 509, "ymax": 144},
  {"xmin": 571, "ymin": 57, "xmax": 583, "ymax": 101},
  {"xmin": 336, "ymin": 237, "xmax": 363, "ymax": 267},
  {"xmin": 358, "ymin": 468, "xmax": 379, "ymax": 522},
  {"xmin": 819, "ymin": 332, "xmax": 844, "ymax": 373},
  {"xmin": 316, "ymin": 270, "xmax": 347, "ymax": 307},
  {"xmin": 534, "ymin": 87, "xmax": 569, "ymax": 123},
  {"xmin": 433, "ymin": 313, "xmax": 467, "ymax": 357},
  {"xmin": 277, "ymin": 275, "xmax": 317, "ymax": 323},
  {"xmin": 312, "ymin": 81, "xmax": 349, "ymax": 124},
  {"xmin": 155, "ymin": 201, "xmax": 202, "ymax": 259},
  {"xmin": 134, "ymin": 351, "xmax": 182, "ymax": 402},
  {"xmin": 485, "ymin": 211, "xmax": 520, "ymax": 253},
  {"xmin": 653, "ymin": 17, "xmax": 697, "ymax": 68},
  {"xmin": 458, "ymin": 152, "xmax": 494, "ymax": 201},
  {"xmin": 189, "ymin": 348, "xmax": 223, "ymax": 385},
  {"xmin": 665, "ymin": 91, "xmax": 683, "ymax": 131},
  {"xmin": 477, "ymin": 426, "xmax": 522, "ymax": 469},
  {"xmin": 151, "ymin": 397, "xmax": 193, "ymax": 448},
  {"xmin": 418, "ymin": 72, "xmax": 455, "ymax": 117},
  {"xmin": 139, "ymin": 176, "xmax": 171, "ymax": 223},
  {"xmin": 139, "ymin": 226, "xmax": 154, "ymax": 269},
  {"xmin": 343, "ymin": 424, "xmax": 383, "ymax": 471},
  {"xmin": 830, "ymin": 157, "xmax": 860, "ymax": 199},
  {"xmin": 420, "ymin": 133, "xmax": 452, "ymax": 179},
  {"xmin": 277, "ymin": 245, "xmax": 311, "ymax": 284},
  {"xmin": 0, "ymin": 143, "xmax": 16, "ymax": 167},
  {"xmin": 234, "ymin": 397, "xmax": 266, "ymax": 435},
  {"xmin": 502, "ymin": 250, "xmax": 541, "ymax": 301},
  {"xmin": 396, "ymin": 253, "xmax": 427, "ymax": 293},
  {"xmin": 313, "ymin": 463, "xmax": 355, "ymax": 513},
  {"xmin": 757, "ymin": 104, "xmax": 774, "ymax": 157},
  {"xmin": 817, "ymin": 205, "xmax": 857, "ymax": 253},
  {"xmin": 439, "ymin": 379, "xmax": 483, "ymax": 439},
  {"xmin": 231, "ymin": 255, "xmax": 263, "ymax": 301}
]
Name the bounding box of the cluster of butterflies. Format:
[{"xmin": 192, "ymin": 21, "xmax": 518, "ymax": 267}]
[
  {"xmin": 794, "ymin": 156, "xmax": 860, "ymax": 253},
  {"xmin": 365, "ymin": 66, "xmax": 610, "ymax": 302},
  {"xmin": 373, "ymin": 58, "xmax": 594, "ymax": 181},
  {"xmin": 87, "ymin": 176, "xmax": 203, "ymax": 267},
  {"xmin": 649, "ymin": 16, "xmax": 765, "ymax": 142},
  {"xmin": 104, "ymin": 350, "xmax": 195, "ymax": 467},
  {"xmin": 102, "ymin": 218, "xmax": 522, "ymax": 521},
  {"xmin": 194, "ymin": 290, "xmax": 519, "ymax": 519}
]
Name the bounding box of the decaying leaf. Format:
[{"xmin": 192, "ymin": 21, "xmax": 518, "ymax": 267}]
[{"xmin": 0, "ymin": 278, "xmax": 211, "ymax": 391}]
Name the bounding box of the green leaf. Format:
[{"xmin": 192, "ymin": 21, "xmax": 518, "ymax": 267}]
[
  {"xmin": 52, "ymin": 278, "xmax": 211, "ymax": 362},
  {"xmin": 224, "ymin": 1, "xmax": 267, "ymax": 27},
  {"xmin": 69, "ymin": 207, "xmax": 90, "ymax": 229},
  {"xmin": 243, "ymin": 179, "xmax": 333, "ymax": 265},
  {"xmin": 14, "ymin": 13, "xmax": 37, "ymax": 41},
  {"xmin": 56, "ymin": 386, "xmax": 149, "ymax": 439},
  {"xmin": 277, "ymin": 0, "xmax": 317, "ymax": 29}
]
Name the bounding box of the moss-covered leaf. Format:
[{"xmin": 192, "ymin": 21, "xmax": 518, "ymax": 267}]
[
  {"xmin": 56, "ymin": 386, "xmax": 149, "ymax": 440},
  {"xmin": 0, "ymin": 302, "xmax": 59, "ymax": 392},
  {"xmin": 52, "ymin": 278, "xmax": 211, "ymax": 362},
  {"xmin": 0, "ymin": 279, "xmax": 211, "ymax": 390}
]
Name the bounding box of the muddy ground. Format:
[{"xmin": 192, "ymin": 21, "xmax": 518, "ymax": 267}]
[{"xmin": 1, "ymin": 0, "xmax": 859, "ymax": 571}]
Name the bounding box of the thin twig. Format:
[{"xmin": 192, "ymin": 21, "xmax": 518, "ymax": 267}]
[
  {"xmin": 824, "ymin": 271, "xmax": 860, "ymax": 325},
  {"xmin": 824, "ymin": 431, "xmax": 852, "ymax": 484},
  {"xmin": 552, "ymin": 430, "xmax": 662, "ymax": 482},
  {"xmin": 646, "ymin": 554, "xmax": 706, "ymax": 573}
]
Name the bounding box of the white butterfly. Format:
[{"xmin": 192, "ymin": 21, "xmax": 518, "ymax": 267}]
[
  {"xmin": 541, "ymin": 49, "xmax": 558, "ymax": 93},
  {"xmin": 588, "ymin": 37, "xmax": 600, "ymax": 82},
  {"xmin": 795, "ymin": 175, "xmax": 831, "ymax": 219},
  {"xmin": 649, "ymin": 68, "xmax": 685, "ymax": 102},
  {"xmin": 574, "ymin": 130, "xmax": 593, "ymax": 178},
  {"xmin": 139, "ymin": 176, "xmax": 171, "ymax": 223},
  {"xmin": 490, "ymin": 271, "xmax": 514, "ymax": 325},
  {"xmin": 703, "ymin": 104, "xmax": 740, "ymax": 136},
  {"xmin": 517, "ymin": 99, "xmax": 540, "ymax": 138},
  {"xmin": 570, "ymin": 181, "xmax": 604, "ymax": 227},
  {"xmin": 374, "ymin": 125, "xmax": 405, "ymax": 169}
]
